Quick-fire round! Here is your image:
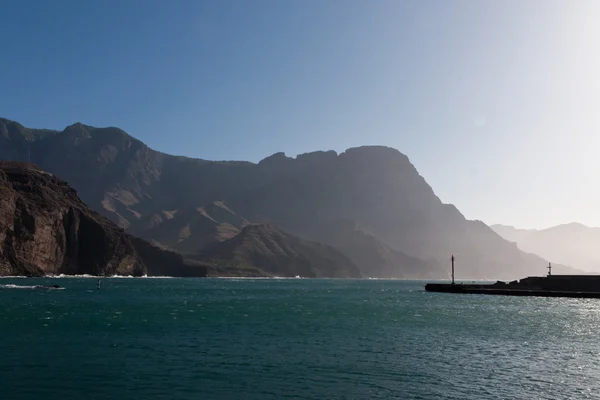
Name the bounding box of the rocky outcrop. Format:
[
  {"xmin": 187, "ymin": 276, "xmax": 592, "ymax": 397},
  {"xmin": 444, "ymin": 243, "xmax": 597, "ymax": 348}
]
[{"xmin": 0, "ymin": 161, "xmax": 205, "ymax": 277}]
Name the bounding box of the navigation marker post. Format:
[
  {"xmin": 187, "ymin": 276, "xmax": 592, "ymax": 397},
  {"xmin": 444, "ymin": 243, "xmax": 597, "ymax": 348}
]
[{"xmin": 451, "ymin": 254, "xmax": 455, "ymax": 285}]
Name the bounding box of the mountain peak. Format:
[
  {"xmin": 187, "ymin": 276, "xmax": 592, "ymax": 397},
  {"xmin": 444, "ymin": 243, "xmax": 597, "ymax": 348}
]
[
  {"xmin": 258, "ymin": 152, "xmax": 291, "ymax": 166},
  {"xmin": 0, "ymin": 117, "xmax": 21, "ymax": 126},
  {"xmin": 66, "ymin": 122, "xmax": 86, "ymax": 128},
  {"xmin": 556, "ymin": 222, "xmax": 588, "ymax": 229},
  {"xmin": 541, "ymin": 222, "xmax": 591, "ymax": 234},
  {"xmin": 342, "ymin": 145, "xmax": 409, "ymax": 159}
]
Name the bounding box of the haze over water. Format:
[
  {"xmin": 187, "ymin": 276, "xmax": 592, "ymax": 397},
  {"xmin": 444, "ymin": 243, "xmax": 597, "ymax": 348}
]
[{"xmin": 2, "ymin": 278, "xmax": 599, "ymax": 399}]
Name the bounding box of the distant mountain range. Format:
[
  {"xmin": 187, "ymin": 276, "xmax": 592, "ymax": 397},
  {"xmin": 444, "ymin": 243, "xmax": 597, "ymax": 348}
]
[
  {"xmin": 492, "ymin": 223, "xmax": 600, "ymax": 273},
  {"xmin": 0, "ymin": 117, "xmax": 578, "ymax": 279}
]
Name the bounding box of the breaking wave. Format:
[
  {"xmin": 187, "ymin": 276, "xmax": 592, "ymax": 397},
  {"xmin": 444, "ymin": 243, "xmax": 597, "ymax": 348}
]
[{"xmin": 0, "ymin": 284, "xmax": 64, "ymax": 290}]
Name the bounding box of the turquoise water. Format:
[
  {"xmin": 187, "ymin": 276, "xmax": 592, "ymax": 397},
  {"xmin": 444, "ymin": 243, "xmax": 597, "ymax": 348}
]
[{"xmin": 2, "ymin": 278, "xmax": 600, "ymax": 399}]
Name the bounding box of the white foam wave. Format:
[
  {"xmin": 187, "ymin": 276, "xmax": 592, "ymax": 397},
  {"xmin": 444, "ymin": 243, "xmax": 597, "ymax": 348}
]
[
  {"xmin": 47, "ymin": 274, "xmax": 180, "ymax": 279},
  {"xmin": 0, "ymin": 284, "xmax": 38, "ymax": 289},
  {"xmin": 0, "ymin": 284, "xmax": 64, "ymax": 290},
  {"xmin": 142, "ymin": 276, "xmax": 176, "ymax": 279},
  {"xmin": 46, "ymin": 274, "xmax": 140, "ymax": 279},
  {"xmin": 210, "ymin": 276, "xmax": 299, "ymax": 280}
]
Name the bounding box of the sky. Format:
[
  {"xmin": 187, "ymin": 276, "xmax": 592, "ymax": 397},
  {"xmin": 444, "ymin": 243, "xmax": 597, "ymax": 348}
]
[{"xmin": 1, "ymin": 0, "xmax": 600, "ymax": 229}]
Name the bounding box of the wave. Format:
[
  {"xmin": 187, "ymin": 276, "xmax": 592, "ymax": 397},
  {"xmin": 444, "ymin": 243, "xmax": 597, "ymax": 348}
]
[
  {"xmin": 0, "ymin": 284, "xmax": 38, "ymax": 289},
  {"xmin": 0, "ymin": 274, "xmax": 182, "ymax": 279},
  {"xmin": 43, "ymin": 274, "xmax": 176, "ymax": 279},
  {"xmin": 210, "ymin": 276, "xmax": 303, "ymax": 280},
  {"xmin": 0, "ymin": 274, "xmax": 133, "ymax": 279},
  {"xmin": 0, "ymin": 284, "xmax": 65, "ymax": 290},
  {"xmin": 46, "ymin": 274, "xmax": 136, "ymax": 279},
  {"xmin": 141, "ymin": 276, "xmax": 176, "ymax": 279}
]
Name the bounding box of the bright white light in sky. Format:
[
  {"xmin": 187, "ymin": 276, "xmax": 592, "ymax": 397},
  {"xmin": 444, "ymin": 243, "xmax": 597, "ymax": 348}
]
[{"xmin": 401, "ymin": 0, "xmax": 600, "ymax": 229}]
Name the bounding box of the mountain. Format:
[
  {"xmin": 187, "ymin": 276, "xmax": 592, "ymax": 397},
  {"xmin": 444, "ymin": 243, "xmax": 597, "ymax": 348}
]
[
  {"xmin": 128, "ymin": 200, "xmax": 248, "ymax": 254},
  {"xmin": 0, "ymin": 161, "xmax": 206, "ymax": 277},
  {"xmin": 492, "ymin": 223, "xmax": 600, "ymax": 272},
  {"xmin": 0, "ymin": 117, "xmax": 574, "ymax": 279},
  {"xmin": 197, "ymin": 224, "xmax": 361, "ymax": 278},
  {"xmin": 225, "ymin": 146, "xmax": 578, "ymax": 278},
  {"xmin": 278, "ymin": 217, "xmax": 442, "ymax": 279}
]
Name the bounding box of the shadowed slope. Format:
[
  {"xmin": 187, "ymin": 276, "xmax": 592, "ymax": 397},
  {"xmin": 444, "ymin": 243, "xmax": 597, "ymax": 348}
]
[{"xmin": 197, "ymin": 224, "xmax": 361, "ymax": 278}]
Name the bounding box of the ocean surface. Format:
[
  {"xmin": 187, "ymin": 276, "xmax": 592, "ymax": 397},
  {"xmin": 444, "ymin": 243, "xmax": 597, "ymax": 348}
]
[{"xmin": 2, "ymin": 278, "xmax": 600, "ymax": 400}]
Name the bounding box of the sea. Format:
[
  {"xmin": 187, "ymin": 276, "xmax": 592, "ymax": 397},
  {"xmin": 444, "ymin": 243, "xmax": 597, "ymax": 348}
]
[{"xmin": 1, "ymin": 278, "xmax": 599, "ymax": 400}]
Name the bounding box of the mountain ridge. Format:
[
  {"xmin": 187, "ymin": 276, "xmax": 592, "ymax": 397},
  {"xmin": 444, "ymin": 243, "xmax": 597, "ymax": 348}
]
[
  {"xmin": 492, "ymin": 223, "xmax": 600, "ymax": 272},
  {"xmin": 0, "ymin": 117, "xmax": 579, "ymax": 279}
]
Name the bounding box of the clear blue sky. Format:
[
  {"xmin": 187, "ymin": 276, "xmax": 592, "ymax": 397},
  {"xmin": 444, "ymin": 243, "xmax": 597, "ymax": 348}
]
[{"xmin": 2, "ymin": 0, "xmax": 600, "ymax": 229}]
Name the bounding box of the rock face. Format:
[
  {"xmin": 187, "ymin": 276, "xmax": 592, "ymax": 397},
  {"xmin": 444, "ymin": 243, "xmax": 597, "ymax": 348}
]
[
  {"xmin": 197, "ymin": 224, "xmax": 361, "ymax": 278},
  {"xmin": 0, "ymin": 161, "xmax": 206, "ymax": 277},
  {"xmin": 0, "ymin": 117, "xmax": 577, "ymax": 279}
]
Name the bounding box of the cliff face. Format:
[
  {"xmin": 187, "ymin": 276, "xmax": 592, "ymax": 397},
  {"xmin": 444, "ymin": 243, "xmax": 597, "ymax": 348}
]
[
  {"xmin": 0, "ymin": 161, "xmax": 145, "ymax": 276},
  {"xmin": 0, "ymin": 161, "xmax": 206, "ymax": 277}
]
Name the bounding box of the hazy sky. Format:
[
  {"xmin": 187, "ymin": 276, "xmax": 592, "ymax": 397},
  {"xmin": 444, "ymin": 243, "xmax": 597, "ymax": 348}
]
[{"xmin": 1, "ymin": 0, "xmax": 599, "ymax": 229}]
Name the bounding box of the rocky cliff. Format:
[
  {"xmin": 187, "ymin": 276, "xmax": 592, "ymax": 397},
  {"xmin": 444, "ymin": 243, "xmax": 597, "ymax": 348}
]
[{"xmin": 0, "ymin": 161, "xmax": 206, "ymax": 277}]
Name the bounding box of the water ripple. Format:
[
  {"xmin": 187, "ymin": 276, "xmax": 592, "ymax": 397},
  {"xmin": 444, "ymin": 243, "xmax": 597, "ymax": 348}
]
[{"xmin": 1, "ymin": 278, "xmax": 600, "ymax": 399}]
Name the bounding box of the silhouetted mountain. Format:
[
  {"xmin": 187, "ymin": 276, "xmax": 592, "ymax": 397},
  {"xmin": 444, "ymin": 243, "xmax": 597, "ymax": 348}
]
[
  {"xmin": 227, "ymin": 146, "xmax": 578, "ymax": 278},
  {"xmin": 492, "ymin": 223, "xmax": 600, "ymax": 272},
  {"xmin": 0, "ymin": 161, "xmax": 206, "ymax": 277},
  {"xmin": 0, "ymin": 118, "xmax": 58, "ymax": 161},
  {"xmin": 0, "ymin": 117, "xmax": 575, "ymax": 279},
  {"xmin": 197, "ymin": 224, "xmax": 361, "ymax": 278}
]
